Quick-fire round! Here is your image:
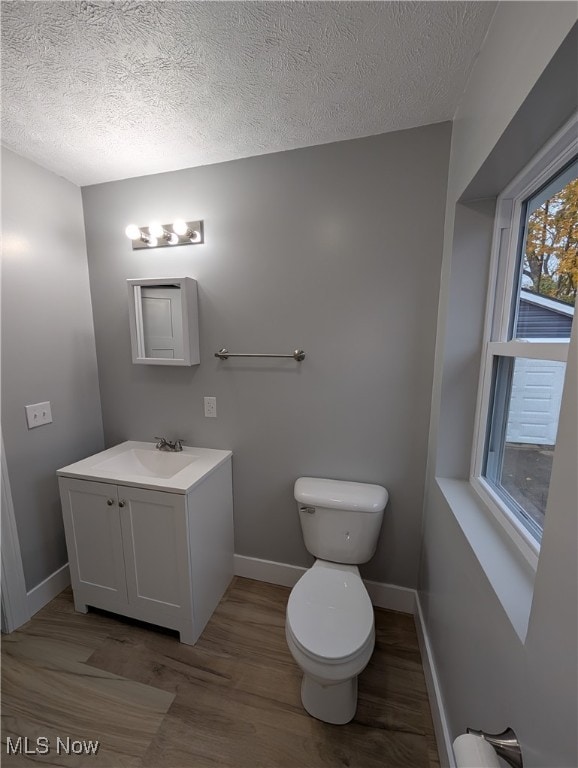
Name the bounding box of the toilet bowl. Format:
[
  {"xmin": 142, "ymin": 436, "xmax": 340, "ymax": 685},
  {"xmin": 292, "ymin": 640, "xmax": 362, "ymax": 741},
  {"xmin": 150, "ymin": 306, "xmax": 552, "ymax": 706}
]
[
  {"xmin": 286, "ymin": 560, "xmax": 375, "ymax": 724},
  {"xmin": 286, "ymin": 477, "xmax": 388, "ymax": 724}
]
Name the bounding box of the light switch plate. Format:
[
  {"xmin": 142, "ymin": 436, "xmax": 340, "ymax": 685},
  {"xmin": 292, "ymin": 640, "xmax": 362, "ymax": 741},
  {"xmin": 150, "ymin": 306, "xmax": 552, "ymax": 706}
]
[{"xmin": 25, "ymin": 401, "xmax": 53, "ymax": 429}]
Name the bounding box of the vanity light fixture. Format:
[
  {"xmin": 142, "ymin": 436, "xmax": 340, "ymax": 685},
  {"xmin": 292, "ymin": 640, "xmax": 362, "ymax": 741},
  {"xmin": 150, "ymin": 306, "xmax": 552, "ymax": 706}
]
[{"xmin": 125, "ymin": 220, "xmax": 204, "ymax": 250}]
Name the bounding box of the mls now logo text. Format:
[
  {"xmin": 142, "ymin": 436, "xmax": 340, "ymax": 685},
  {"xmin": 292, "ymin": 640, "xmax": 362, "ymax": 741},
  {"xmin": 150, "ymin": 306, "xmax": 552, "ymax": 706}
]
[{"xmin": 6, "ymin": 736, "xmax": 100, "ymax": 756}]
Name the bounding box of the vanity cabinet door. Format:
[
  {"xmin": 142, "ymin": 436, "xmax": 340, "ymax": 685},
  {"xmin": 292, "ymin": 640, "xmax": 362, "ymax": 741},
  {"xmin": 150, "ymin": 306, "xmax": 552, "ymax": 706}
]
[
  {"xmin": 58, "ymin": 478, "xmax": 128, "ymax": 612},
  {"xmin": 118, "ymin": 487, "xmax": 193, "ymax": 628}
]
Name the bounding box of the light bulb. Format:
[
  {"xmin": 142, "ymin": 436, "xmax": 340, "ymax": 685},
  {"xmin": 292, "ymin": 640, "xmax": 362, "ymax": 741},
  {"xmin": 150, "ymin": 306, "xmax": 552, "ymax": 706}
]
[
  {"xmin": 125, "ymin": 224, "xmax": 141, "ymax": 240},
  {"xmin": 147, "ymin": 236, "xmax": 158, "ymax": 248},
  {"xmin": 189, "ymin": 229, "xmax": 201, "ymax": 243},
  {"xmin": 168, "ymin": 233, "xmax": 179, "ymax": 245},
  {"xmin": 148, "ymin": 221, "xmax": 164, "ymax": 238},
  {"xmin": 172, "ymin": 219, "xmax": 188, "ymax": 236}
]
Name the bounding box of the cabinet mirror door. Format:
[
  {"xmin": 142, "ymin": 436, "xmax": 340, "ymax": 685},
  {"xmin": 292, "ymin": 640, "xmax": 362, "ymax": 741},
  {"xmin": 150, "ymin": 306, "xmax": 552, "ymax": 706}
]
[
  {"xmin": 127, "ymin": 277, "xmax": 200, "ymax": 366},
  {"xmin": 140, "ymin": 284, "xmax": 184, "ymax": 359}
]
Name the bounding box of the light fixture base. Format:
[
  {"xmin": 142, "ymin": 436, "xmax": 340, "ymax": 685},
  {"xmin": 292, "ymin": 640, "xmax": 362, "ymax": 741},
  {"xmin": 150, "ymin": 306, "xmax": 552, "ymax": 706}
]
[{"xmin": 130, "ymin": 220, "xmax": 204, "ymax": 249}]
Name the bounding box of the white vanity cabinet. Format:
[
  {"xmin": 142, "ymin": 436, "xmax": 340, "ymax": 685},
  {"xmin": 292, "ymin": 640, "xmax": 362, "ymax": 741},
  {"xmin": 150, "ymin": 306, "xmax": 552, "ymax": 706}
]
[{"xmin": 57, "ymin": 444, "xmax": 233, "ymax": 645}]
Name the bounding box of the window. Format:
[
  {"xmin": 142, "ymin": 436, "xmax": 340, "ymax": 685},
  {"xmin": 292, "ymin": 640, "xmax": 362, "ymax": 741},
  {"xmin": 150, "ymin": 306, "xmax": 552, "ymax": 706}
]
[{"xmin": 472, "ymin": 117, "xmax": 577, "ymax": 552}]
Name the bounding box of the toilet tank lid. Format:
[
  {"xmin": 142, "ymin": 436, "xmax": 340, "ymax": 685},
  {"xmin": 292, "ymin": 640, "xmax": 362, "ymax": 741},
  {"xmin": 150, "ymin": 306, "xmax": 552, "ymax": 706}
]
[{"xmin": 294, "ymin": 477, "xmax": 388, "ymax": 513}]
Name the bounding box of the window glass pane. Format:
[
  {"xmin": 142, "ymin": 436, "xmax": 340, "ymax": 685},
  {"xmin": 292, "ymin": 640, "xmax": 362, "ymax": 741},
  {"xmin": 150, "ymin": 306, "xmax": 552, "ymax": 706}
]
[
  {"xmin": 514, "ymin": 158, "xmax": 577, "ymax": 340},
  {"xmin": 484, "ymin": 356, "xmax": 566, "ymax": 539}
]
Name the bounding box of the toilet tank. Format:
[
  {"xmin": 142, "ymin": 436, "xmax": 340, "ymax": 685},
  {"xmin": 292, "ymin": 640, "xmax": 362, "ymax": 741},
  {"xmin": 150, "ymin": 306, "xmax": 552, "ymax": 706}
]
[{"xmin": 294, "ymin": 477, "xmax": 388, "ymax": 565}]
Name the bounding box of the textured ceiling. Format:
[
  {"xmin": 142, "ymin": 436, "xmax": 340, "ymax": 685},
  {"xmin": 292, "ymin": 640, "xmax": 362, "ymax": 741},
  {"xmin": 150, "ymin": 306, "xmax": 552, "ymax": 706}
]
[{"xmin": 1, "ymin": 1, "xmax": 496, "ymax": 186}]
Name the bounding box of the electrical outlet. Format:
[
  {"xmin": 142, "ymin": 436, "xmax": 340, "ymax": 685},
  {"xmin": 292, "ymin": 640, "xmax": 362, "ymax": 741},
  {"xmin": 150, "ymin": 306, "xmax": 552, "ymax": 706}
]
[
  {"xmin": 25, "ymin": 401, "xmax": 53, "ymax": 429},
  {"xmin": 204, "ymin": 396, "xmax": 217, "ymax": 418}
]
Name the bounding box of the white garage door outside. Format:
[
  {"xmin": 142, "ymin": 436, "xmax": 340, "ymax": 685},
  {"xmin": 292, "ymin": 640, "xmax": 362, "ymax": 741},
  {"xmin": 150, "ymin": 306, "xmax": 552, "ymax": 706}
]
[{"xmin": 506, "ymin": 358, "xmax": 566, "ymax": 445}]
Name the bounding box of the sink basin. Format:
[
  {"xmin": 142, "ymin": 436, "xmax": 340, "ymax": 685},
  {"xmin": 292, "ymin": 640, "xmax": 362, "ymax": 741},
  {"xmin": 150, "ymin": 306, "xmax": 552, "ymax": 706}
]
[
  {"xmin": 57, "ymin": 441, "xmax": 232, "ymax": 494},
  {"xmin": 93, "ymin": 448, "xmax": 198, "ymax": 479}
]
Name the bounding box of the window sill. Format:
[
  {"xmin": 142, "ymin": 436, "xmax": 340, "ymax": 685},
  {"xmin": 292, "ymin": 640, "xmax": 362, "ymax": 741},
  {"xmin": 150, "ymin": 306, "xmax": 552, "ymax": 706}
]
[
  {"xmin": 436, "ymin": 477, "xmax": 536, "ymax": 643},
  {"xmin": 471, "ymin": 475, "xmax": 540, "ymax": 569}
]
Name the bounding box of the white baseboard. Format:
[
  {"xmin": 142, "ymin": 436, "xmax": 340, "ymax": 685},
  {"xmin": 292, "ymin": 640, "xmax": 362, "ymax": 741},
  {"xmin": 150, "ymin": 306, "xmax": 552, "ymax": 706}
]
[
  {"xmin": 233, "ymin": 554, "xmax": 416, "ymax": 613},
  {"xmin": 363, "ymin": 578, "xmax": 416, "ymax": 614},
  {"xmin": 414, "ymin": 592, "xmax": 455, "ymax": 768},
  {"xmin": 234, "ymin": 554, "xmax": 307, "ymax": 587},
  {"xmin": 27, "ymin": 563, "xmax": 71, "ymax": 617}
]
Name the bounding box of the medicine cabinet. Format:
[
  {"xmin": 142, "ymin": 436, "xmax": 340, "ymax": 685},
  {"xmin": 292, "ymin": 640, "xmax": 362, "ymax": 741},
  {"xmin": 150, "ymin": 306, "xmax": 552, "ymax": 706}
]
[{"xmin": 127, "ymin": 277, "xmax": 200, "ymax": 366}]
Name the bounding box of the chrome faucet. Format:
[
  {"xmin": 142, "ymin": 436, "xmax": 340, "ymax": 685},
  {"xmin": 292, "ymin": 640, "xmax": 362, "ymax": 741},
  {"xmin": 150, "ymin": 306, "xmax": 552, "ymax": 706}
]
[{"xmin": 155, "ymin": 437, "xmax": 184, "ymax": 452}]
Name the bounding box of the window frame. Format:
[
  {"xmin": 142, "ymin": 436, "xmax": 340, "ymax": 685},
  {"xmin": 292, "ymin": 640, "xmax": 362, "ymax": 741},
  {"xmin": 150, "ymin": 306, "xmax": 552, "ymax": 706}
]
[{"xmin": 471, "ymin": 114, "xmax": 577, "ymax": 566}]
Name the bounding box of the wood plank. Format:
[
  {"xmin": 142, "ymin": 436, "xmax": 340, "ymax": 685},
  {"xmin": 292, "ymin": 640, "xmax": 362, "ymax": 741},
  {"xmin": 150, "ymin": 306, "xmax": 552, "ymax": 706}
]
[{"xmin": 2, "ymin": 579, "xmax": 439, "ymax": 767}]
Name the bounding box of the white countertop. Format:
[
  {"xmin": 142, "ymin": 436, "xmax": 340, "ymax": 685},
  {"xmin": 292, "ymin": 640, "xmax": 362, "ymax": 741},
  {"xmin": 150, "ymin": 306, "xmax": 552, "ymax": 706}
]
[{"xmin": 57, "ymin": 441, "xmax": 232, "ymax": 494}]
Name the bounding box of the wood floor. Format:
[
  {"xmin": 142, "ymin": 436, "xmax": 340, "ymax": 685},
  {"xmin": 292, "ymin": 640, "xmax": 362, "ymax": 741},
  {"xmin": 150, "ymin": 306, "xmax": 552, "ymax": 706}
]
[{"xmin": 2, "ymin": 577, "xmax": 439, "ymax": 768}]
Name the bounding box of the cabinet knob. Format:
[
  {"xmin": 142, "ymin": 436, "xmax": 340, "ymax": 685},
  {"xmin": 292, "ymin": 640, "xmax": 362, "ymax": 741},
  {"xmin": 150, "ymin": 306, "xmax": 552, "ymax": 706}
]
[
  {"xmin": 106, "ymin": 498, "xmax": 114, "ymax": 506},
  {"xmin": 118, "ymin": 500, "xmax": 126, "ymax": 508}
]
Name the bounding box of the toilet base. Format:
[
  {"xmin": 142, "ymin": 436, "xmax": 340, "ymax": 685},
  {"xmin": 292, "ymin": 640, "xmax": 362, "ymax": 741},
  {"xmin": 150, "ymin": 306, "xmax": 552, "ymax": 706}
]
[{"xmin": 301, "ymin": 674, "xmax": 358, "ymax": 725}]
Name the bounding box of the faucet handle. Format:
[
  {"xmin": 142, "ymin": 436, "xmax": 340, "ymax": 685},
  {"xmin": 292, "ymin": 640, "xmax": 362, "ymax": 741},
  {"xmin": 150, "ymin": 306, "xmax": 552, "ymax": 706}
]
[{"xmin": 155, "ymin": 437, "xmax": 184, "ymax": 451}]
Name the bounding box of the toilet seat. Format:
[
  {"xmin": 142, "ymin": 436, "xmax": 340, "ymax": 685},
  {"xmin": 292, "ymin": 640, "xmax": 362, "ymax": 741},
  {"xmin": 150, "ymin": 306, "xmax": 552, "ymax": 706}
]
[{"xmin": 287, "ymin": 563, "xmax": 374, "ymax": 662}]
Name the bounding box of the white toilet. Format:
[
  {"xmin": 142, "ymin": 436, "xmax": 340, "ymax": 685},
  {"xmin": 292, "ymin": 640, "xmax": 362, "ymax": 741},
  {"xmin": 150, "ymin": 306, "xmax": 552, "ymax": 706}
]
[{"xmin": 286, "ymin": 476, "xmax": 388, "ymax": 725}]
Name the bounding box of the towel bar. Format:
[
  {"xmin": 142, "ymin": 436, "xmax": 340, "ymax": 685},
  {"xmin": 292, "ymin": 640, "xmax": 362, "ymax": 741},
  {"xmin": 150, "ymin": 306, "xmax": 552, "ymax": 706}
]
[{"xmin": 215, "ymin": 348, "xmax": 305, "ymax": 361}]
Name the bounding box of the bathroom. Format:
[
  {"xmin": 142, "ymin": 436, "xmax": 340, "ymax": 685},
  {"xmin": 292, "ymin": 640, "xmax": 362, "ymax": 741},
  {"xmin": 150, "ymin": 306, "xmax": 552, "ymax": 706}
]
[{"xmin": 1, "ymin": 3, "xmax": 577, "ymax": 767}]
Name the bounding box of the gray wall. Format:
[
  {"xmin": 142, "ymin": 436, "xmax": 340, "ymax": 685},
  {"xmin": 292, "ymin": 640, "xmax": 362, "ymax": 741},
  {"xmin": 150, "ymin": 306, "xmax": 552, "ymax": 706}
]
[
  {"xmin": 1, "ymin": 148, "xmax": 104, "ymax": 590},
  {"xmin": 420, "ymin": 7, "xmax": 577, "ymax": 768},
  {"xmin": 82, "ymin": 123, "xmax": 451, "ymax": 587}
]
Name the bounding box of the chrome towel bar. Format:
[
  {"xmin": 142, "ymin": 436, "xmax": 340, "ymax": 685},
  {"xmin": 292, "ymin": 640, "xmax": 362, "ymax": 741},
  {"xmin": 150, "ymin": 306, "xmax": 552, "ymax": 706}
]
[{"xmin": 215, "ymin": 348, "xmax": 305, "ymax": 361}]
